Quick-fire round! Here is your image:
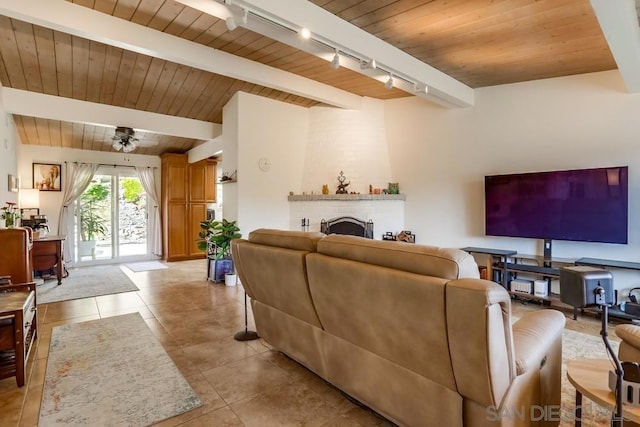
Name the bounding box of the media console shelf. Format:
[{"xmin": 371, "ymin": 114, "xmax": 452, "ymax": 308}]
[
  {"xmin": 462, "ymin": 247, "xmax": 575, "ymax": 306},
  {"xmin": 575, "ymin": 258, "xmax": 640, "ymax": 271},
  {"xmin": 461, "ymin": 247, "xmax": 516, "ymax": 289}
]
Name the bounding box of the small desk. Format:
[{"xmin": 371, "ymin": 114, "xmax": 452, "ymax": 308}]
[
  {"xmin": 32, "ymin": 235, "xmax": 65, "ymax": 285},
  {"xmin": 567, "ymin": 358, "xmax": 640, "ymax": 426}
]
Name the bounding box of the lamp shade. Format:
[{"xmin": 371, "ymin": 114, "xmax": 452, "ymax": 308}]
[{"xmin": 19, "ymin": 188, "xmax": 40, "ymax": 209}]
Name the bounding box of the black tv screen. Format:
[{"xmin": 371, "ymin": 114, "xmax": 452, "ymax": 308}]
[{"xmin": 484, "ymin": 166, "xmax": 628, "ymax": 244}]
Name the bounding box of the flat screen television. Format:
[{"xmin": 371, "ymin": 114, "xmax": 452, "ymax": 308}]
[{"xmin": 484, "ymin": 166, "xmax": 628, "ymax": 244}]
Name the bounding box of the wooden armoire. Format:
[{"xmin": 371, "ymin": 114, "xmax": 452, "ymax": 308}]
[{"xmin": 161, "ymin": 154, "xmax": 217, "ymax": 261}]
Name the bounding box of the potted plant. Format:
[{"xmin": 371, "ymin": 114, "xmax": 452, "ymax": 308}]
[
  {"xmin": 78, "ymin": 181, "xmax": 109, "ymax": 258},
  {"xmin": 1, "ymin": 201, "xmax": 19, "ymax": 228},
  {"xmin": 198, "ymin": 218, "xmax": 241, "ymax": 283}
]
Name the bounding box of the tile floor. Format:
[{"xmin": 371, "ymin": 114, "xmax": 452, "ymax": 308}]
[{"xmin": 0, "ymin": 260, "xmax": 615, "ymax": 426}]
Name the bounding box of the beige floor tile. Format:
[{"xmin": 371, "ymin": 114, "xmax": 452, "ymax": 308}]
[
  {"xmin": 202, "ymin": 354, "xmax": 294, "ymax": 404},
  {"xmin": 179, "ymin": 406, "xmax": 245, "ymax": 426},
  {"xmin": 182, "ymin": 336, "xmax": 259, "ymax": 373},
  {"xmin": 230, "ymin": 381, "xmax": 338, "ymax": 427}
]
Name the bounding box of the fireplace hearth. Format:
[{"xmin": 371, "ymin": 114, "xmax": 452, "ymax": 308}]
[{"xmin": 320, "ymin": 216, "xmax": 373, "ymax": 239}]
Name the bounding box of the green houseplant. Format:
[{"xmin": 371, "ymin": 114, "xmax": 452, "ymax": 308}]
[
  {"xmin": 198, "ymin": 218, "xmax": 241, "ymax": 283},
  {"xmin": 78, "ymin": 181, "xmax": 109, "ymax": 258}
]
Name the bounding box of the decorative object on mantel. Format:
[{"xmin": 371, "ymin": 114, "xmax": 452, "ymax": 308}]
[
  {"xmin": 388, "ymin": 182, "xmax": 400, "ymax": 194},
  {"xmin": 336, "ymin": 171, "xmax": 350, "ymax": 194},
  {"xmin": 1, "ymin": 201, "xmax": 19, "ymax": 228},
  {"xmin": 219, "ymin": 170, "xmax": 237, "ymax": 183},
  {"xmin": 322, "ymin": 184, "xmax": 329, "ymax": 195}
]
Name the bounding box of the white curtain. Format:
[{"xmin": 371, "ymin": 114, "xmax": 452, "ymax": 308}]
[
  {"xmin": 58, "ymin": 162, "xmax": 99, "ymax": 262},
  {"xmin": 136, "ymin": 167, "xmax": 162, "ymax": 257}
]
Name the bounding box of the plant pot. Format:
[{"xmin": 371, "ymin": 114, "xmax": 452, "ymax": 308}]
[
  {"xmin": 213, "ymin": 258, "xmax": 234, "ymax": 283},
  {"xmin": 78, "ymin": 240, "xmax": 97, "ymax": 258},
  {"xmin": 225, "ymin": 273, "xmax": 237, "ymax": 287}
]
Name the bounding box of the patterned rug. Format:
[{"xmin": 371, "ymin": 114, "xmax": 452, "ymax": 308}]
[
  {"xmin": 39, "ymin": 313, "xmax": 202, "ymax": 426},
  {"xmin": 37, "ymin": 265, "xmax": 139, "ymax": 304},
  {"xmin": 561, "ymin": 328, "xmax": 618, "ymax": 426}
]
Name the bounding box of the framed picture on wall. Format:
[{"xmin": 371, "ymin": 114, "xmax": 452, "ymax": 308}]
[{"xmin": 33, "ymin": 163, "xmax": 62, "ymax": 191}]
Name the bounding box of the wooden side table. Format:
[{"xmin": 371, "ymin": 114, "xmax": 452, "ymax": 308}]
[
  {"xmin": 567, "ymin": 358, "xmax": 640, "ymax": 426},
  {"xmin": 0, "ymin": 285, "xmax": 37, "ymax": 387}
]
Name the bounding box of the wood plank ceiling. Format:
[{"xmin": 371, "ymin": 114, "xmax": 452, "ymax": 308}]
[{"xmin": 0, "ymin": 0, "xmax": 618, "ymax": 155}]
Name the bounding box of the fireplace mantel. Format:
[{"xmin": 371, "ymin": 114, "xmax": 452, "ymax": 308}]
[{"xmin": 288, "ymin": 194, "xmax": 406, "ymax": 201}]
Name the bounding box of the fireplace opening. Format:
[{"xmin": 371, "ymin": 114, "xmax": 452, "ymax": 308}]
[{"xmin": 320, "ymin": 216, "xmax": 373, "ymax": 239}]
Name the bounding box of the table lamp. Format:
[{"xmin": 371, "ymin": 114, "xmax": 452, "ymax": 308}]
[
  {"xmin": 19, "ymin": 188, "xmax": 40, "ymax": 218},
  {"xmin": 560, "ymin": 266, "xmax": 622, "ymax": 426}
]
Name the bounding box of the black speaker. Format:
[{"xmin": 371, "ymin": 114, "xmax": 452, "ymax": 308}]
[{"xmin": 559, "ymin": 266, "xmax": 614, "ymax": 308}]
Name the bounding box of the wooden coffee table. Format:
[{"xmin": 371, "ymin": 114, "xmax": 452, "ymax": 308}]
[{"xmin": 567, "ymin": 358, "xmax": 640, "ymax": 426}]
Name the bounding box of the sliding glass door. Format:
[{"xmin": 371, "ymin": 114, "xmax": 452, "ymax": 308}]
[{"xmin": 74, "ymin": 167, "xmax": 149, "ymax": 264}]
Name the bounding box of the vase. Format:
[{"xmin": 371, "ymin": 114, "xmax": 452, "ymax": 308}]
[{"xmin": 5, "ymin": 216, "xmax": 15, "ymax": 228}]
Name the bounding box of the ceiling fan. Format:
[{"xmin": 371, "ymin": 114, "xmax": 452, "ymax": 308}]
[{"xmin": 111, "ymin": 126, "xmax": 139, "ymax": 153}]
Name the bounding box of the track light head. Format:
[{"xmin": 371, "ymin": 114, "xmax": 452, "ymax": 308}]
[
  {"xmin": 225, "ymin": 8, "xmax": 247, "ymax": 31},
  {"xmin": 360, "ymin": 59, "xmax": 376, "ymax": 70},
  {"xmin": 300, "ymin": 27, "xmax": 311, "ymax": 39},
  {"xmin": 413, "ymin": 83, "xmax": 429, "ymax": 95},
  {"xmin": 331, "ymin": 50, "xmax": 340, "ymax": 70},
  {"xmin": 225, "ymin": 15, "xmax": 237, "ymax": 31},
  {"xmin": 385, "ymin": 74, "xmax": 394, "ymax": 90}
]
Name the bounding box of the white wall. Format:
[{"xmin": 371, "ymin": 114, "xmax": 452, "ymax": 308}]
[
  {"xmin": 385, "ymin": 70, "xmax": 640, "ymax": 291},
  {"xmin": 225, "ymin": 92, "xmax": 309, "ymax": 235},
  {"xmin": 0, "ymin": 98, "xmax": 19, "ymax": 206},
  {"xmin": 17, "ymin": 145, "xmax": 161, "ymax": 234},
  {"xmin": 302, "ymin": 97, "xmax": 393, "ymax": 194}
]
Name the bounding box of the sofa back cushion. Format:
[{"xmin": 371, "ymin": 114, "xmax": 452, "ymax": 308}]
[
  {"xmin": 306, "ymin": 252, "xmax": 457, "ymax": 391},
  {"xmin": 247, "ymin": 228, "xmax": 325, "ymax": 251},
  {"xmin": 446, "ymin": 278, "xmax": 515, "ymax": 408},
  {"xmin": 231, "ymin": 230, "xmax": 325, "ymax": 328},
  {"xmin": 317, "ymin": 235, "xmax": 480, "ymax": 280}
]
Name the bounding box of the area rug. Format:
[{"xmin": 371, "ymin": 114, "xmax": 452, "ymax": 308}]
[
  {"xmin": 39, "ymin": 313, "xmax": 202, "ymax": 426},
  {"xmin": 561, "ymin": 328, "xmax": 618, "ymax": 426},
  {"xmin": 37, "ymin": 265, "xmax": 139, "ymax": 304},
  {"xmin": 124, "ymin": 260, "xmax": 169, "ymax": 272}
]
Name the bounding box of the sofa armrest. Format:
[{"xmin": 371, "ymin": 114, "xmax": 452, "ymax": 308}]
[{"xmin": 512, "ymin": 310, "xmax": 565, "ymax": 375}]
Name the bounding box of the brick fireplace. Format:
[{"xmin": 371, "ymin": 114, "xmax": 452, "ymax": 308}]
[{"xmin": 288, "ymin": 194, "xmax": 405, "ymax": 240}]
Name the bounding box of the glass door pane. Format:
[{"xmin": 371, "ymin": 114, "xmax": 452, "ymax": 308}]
[
  {"xmin": 118, "ymin": 176, "xmax": 147, "ymax": 257},
  {"xmin": 77, "ymin": 175, "xmax": 112, "ymax": 262}
]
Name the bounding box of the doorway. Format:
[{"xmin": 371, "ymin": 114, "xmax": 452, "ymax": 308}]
[{"xmin": 74, "ymin": 168, "xmax": 149, "ymax": 264}]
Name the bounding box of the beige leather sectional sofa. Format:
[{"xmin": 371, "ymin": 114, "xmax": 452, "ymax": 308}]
[{"xmin": 232, "ymin": 229, "xmax": 566, "ymax": 426}]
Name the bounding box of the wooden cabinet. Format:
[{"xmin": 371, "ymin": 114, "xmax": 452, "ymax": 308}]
[{"xmin": 161, "ymin": 154, "xmax": 216, "ymax": 261}]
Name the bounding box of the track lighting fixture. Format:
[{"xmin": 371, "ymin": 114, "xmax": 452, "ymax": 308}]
[
  {"xmin": 225, "ymin": 8, "xmax": 247, "ymax": 31},
  {"xmin": 385, "ymin": 74, "xmax": 394, "ymax": 90},
  {"xmin": 360, "ymin": 59, "xmax": 377, "ymax": 70},
  {"xmin": 413, "ymin": 83, "xmax": 429, "ymax": 95},
  {"xmin": 331, "ymin": 50, "xmax": 340, "ymax": 70},
  {"xmin": 300, "ymin": 27, "xmax": 311, "ymax": 39}
]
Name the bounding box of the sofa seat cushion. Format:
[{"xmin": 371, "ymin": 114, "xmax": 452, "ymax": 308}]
[{"xmin": 317, "ymin": 234, "xmax": 480, "ymax": 280}]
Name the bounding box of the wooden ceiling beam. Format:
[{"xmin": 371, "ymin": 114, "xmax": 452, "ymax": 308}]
[
  {"xmin": 1, "ymin": 87, "xmax": 221, "ymax": 140},
  {"xmin": 225, "ymin": 0, "xmax": 474, "ymax": 107},
  {"xmin": 590, "ymin": 0, "xmax": 640, "ymax": 92},
  {"xmin": 0, "ymin": 0, "xmax": 362, "ymax": 109}
]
